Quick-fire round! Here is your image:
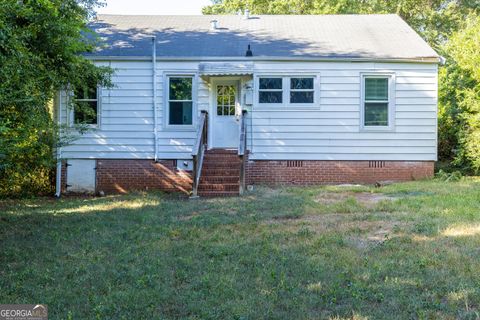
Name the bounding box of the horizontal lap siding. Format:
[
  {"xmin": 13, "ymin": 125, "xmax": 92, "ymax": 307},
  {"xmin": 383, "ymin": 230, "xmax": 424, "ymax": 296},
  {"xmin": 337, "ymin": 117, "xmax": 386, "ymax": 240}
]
[
  {"xmin": 250, "ymin": 62, "xmax": 438, "ymax": 161},
  {"xmin": 60, "ymin": 60, "xmax": 438, "ymax": 162},
  {"xmin": 61, "ymin": 61, "xmax": 199, "ymax": 159}
]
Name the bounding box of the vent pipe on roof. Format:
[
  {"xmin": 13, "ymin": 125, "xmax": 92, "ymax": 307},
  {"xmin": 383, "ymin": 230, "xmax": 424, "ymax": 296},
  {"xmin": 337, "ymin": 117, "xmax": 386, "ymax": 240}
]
[
  {"xmin": 243, "ymin": 9, "xmax": 250, "ymax": 20},
  {"xmin": 245, "ymin": 44, "xmax": 253, "ymax": 57},
  {"xmin": 210, "ymin": 20, "xmax": 218, "ymax": 30}
]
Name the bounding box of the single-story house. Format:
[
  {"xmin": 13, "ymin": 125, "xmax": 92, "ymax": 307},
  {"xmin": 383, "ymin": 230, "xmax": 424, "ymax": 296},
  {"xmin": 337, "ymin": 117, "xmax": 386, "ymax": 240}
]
[{"xmin": 55, "ymin": 13, "xmax": 440, "ymax": 197}]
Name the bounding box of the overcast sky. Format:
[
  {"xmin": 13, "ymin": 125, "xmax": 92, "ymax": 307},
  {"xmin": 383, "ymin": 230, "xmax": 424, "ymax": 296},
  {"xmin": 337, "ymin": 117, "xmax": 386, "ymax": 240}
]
[{"xmin": 96, "ymin": 0, "xmax": 212, "ymax": 15}]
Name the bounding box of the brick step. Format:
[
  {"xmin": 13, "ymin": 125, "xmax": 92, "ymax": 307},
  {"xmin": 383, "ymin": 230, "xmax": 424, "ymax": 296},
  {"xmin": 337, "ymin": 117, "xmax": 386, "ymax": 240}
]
[
  {"xmin": 200, "ymin": 176, "xmax": 240, "ymax": 183},
  {"xmin": 198, "ymin": 191, "xmax": 239, "ymax": 197},
  {"xmin": 205, "ymin": 149, "xmax": 238, "ymax": 155},
  {"xmin": 198, "ymin": 183, "xmax": 239, "ymax": 191},
  {"xmin": 202, "ymin": 171, "xmax": 240, "ymax": 177},
  {"xmin": 203, "ymin": 157, "xmax": 240, "ymax": 162},
  {"xmin": 202, "ymin": 163, "xmax": 240, "ymax": 169}
]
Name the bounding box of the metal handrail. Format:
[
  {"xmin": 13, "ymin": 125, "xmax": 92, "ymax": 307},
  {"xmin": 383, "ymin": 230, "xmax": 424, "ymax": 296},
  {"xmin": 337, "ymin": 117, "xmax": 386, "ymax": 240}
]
[
  {"xmin": 238, "ymin": 110, "xmax": 247, "ymax": 195},
  {"xmin": 191, "ymin": 111, "xmax": 208, "ymax": 198}
]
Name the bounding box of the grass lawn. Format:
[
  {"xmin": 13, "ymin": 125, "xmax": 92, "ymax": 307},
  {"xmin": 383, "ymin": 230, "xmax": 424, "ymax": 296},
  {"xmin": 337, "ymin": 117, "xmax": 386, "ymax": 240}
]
[{"xmin": 1, "ymin": 178, "xmax": 480, "ymax": 319}]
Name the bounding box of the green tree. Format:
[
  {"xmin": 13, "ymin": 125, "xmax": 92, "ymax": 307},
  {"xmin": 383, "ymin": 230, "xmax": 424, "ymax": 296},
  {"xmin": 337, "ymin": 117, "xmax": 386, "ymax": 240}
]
[
  {"xmin": 439, "ymin": 14, "xmax": 480, "ymax": 173},
  {"xmin": 0, "ymin": 0, "xmax": 112, "ymax": 197},
  {"xmin": 203, "ymin": 0, "xmax": 479, "ymax": 48},
  {"xmin": 204, "ymin": 0, "xmax": 480, "ymax": 172}
]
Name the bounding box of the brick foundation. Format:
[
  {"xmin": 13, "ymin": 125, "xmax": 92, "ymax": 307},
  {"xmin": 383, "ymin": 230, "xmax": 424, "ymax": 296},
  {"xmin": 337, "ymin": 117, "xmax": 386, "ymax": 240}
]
[
  {"xmin": 60, "ymin": 158, "xmax": 434, "ymax": 195},
  {"xmin": 246, "ymin": 160, "xmax": 434, "ymax": 185},
  {"xmin": 96, "ymin": 160, "xmax": 192, "ymax": 194}
]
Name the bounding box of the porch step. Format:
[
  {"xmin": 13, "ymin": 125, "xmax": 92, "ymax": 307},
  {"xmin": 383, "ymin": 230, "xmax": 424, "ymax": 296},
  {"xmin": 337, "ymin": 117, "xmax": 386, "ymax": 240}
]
[
  {"xmin": 197, "ymin": 148, "xmax": 241, "ymax": 197},
  {"xmin": 200, "ymin": 176, "xmax": 240, "ymax": 184}
]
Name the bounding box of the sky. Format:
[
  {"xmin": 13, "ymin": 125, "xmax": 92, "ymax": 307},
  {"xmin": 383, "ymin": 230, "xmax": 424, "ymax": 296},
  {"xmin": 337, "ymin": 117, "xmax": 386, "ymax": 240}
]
[{"xmin": 96, "ymin": 0, "xmax": 213, "ymax": 15}]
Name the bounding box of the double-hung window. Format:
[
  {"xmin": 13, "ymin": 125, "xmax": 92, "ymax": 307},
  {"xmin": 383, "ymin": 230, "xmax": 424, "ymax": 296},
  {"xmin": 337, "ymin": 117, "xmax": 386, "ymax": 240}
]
[
  {"xmin": 168, "ymin": 76, "xmax": 193, "ymax": 126},
  {"xmin": 73, "ymin": 82, "xmax": 99, "ymax": 125},
  {"xmin": 258, "ymin": 77, "xmax": 283, "ymax": 104},
  {"xmin": 362, "ymin": 75, "xmax": 394, "ymax": 130},
  {"xmin": 290, "ymin": 77, "xmax": 314, "ymax": 103}
]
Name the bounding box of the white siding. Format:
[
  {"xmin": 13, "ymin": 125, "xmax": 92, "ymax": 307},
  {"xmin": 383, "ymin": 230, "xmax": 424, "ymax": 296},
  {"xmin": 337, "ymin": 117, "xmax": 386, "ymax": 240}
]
[
  {"xmin": 249, "ymin": 61, "xmax": 438, "ymax": 161},
  {"xmin": 59, "ymin": 60, "xmax": 438, "ymax": 161}
]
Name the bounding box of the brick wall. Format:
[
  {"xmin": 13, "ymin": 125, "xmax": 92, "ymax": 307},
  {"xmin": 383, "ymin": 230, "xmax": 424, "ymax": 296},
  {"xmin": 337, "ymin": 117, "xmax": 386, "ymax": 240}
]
[
  {"xmin": 61, "ymin": 158, "xmax": 434, "ymax": 195},
  {"xmin": 96, "ymin": 160, "xmax": 192, "ymax": 194},
  {"xmin": 246, "ymin": 160, "xmax": 434, "ymax": 185}
]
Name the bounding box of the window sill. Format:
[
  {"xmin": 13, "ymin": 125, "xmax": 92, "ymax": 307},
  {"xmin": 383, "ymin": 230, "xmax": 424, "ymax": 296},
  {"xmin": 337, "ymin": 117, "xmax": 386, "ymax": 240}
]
[{"xmin": 360, "ymin": 126, "xmax": 395, "ymax": 132}]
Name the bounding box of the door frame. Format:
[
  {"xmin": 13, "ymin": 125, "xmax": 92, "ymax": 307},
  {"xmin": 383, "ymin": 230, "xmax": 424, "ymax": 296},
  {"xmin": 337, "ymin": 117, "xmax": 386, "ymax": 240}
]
[{"xmin": 208, "ymin": 78, "xmax": 241, "ymax": 149}]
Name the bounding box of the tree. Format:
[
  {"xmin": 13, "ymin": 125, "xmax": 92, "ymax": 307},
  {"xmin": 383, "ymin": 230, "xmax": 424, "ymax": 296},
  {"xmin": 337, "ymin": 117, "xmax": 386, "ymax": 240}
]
[
  {"xmin": 0, "ymin": 0, "xmax": 112, "ymax": 197},
  {"xmin": 203, "ymin": 0, "xmax": 479, "ymax": 49},
  {"xmin": 439, "ymin": 14, "xmax": 480, "ymax": 173},
  {"xmin": 203, "ymin": 0, "xmax": 480, "ymax": 173}
]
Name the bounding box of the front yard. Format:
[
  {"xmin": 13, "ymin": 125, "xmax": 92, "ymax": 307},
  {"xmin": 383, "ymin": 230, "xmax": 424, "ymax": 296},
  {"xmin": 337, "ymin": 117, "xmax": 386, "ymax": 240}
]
[{"xmin": 1, "ymin": 178, "xmax": 480, "ymax": 319}]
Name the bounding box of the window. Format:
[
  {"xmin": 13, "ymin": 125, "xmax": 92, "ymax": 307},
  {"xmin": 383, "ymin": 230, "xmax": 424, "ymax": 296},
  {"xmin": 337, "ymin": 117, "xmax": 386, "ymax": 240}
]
[
  {"xmin": 290, "ymin": 77, "xmax": 314, "ymax": 103},
  {"xmin": 259, "ymin": 78, "xmax": 282, "ymax": 104},
  {"xmin": 217, "ymin": 85, "xmax": 236, "ymax": 116},
  {"xmin": 362, "ymin": 76, "xmax": 392, "ymax": 128},
  {"xmin": 73, "ymin": 82, "xmax": 98, "ymax": 125},
  {"xmin": 168, "ymin": 77, "xmax": 193, "ymax": 125}
]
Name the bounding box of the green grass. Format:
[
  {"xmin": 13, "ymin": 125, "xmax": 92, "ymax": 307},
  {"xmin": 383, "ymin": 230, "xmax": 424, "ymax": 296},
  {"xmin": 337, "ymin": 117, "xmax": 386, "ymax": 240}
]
[{"xmin": 1, "ymin": 178, "xmax": 480, "ymax": 319}]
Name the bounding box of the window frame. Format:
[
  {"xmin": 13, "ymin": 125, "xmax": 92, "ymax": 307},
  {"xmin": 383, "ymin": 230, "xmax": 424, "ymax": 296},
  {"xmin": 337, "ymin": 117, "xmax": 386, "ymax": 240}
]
[
  {"xmin": 255, "ymin": 74, "xmax": 320, "ymax": 108},
  {"xmin": 71, "ymin": 85, "xmax": 101, "ymax": 127},
  {"xmin": 164, "ymin": 73, "xmax": 197, "ymax": 130},
  {"xmin": 258, "ymin": 76, "xmax": 284, "ymax": 105},
  {"xmin": 289, "ymin": 77, "xmax": 315, "ymax": 104},
  {"xmin": 360, "ymin": 73, "xmax": 396, "ymax": 132}
]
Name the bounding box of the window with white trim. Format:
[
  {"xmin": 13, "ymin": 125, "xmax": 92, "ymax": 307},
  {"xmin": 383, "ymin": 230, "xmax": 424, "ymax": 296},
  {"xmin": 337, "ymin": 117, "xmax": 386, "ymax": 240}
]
[
  {"xmin": 73, "ymin": 82, "xmax": 99, "ymax": 125},
  {"xmin": 290, "ymin": 77, "xmax": 314, "ymax": 103},
  {"xmin": 258, "ymin": 77, "xmax": 283, "ymax": 104},
  {"xmin": 362, "ymin": 75, "xmax": 393, "ymax": 129},
  {"xmin": 168, "ymin": 76, "xmax": 193, "ymax": 125}
]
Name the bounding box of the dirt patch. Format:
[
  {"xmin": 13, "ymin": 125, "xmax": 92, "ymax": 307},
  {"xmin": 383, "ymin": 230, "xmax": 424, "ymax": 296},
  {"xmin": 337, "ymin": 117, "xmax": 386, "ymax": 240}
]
[
  {"xmin": 265, "ymin": 211, "xmax": 409, "ymax": 248},
  {"xmin": 315, "ymin": 192, "xmax": 398, "ymax": 207}
]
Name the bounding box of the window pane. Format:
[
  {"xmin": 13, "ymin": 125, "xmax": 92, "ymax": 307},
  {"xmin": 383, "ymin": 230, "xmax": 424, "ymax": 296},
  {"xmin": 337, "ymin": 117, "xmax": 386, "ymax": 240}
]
[
  {"xmin": 365, "ymin": 102, "xmax": 388, "ymax": 126},
  {"xmin": 290, "ymin": 91, "xmax": 314, "ymax": 103},
  {"xmin": 259, "ymin": 78, "xmax": 282, "ymax": 90},
  {"xmin": 365, "ymin": 78, "xmax": 388, "ymax": 101},
  {"xmin": 74, "ymin": 101, "xmax": 97, "ymax": 124},
  {"xmin": 74, "ymin": 84, "xmax": 97, "ymax": 100},
  {"xmin": 291, "ymin": 78, "xmax": 313, "ymax": 90},
  {"xmin": 169, "ymin": 101, "xmax": 193, "ymax": 125},
  {"xmin": 259, "ymin": 91, "xmax": 282, "ymax": 103},
  {"xmin": 169, "ymin": 77, "xmax": 192, "ymax": 100}
]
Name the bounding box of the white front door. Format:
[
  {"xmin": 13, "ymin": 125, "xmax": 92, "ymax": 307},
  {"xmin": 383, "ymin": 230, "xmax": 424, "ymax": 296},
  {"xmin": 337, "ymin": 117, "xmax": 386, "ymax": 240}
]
[{"xmin": 212, "ymin": 81, "xmax": 239, "ymax": 148}]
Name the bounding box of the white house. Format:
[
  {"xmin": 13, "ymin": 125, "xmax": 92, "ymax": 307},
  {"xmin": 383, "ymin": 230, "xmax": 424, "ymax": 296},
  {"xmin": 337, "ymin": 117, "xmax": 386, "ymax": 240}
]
[{"xmin": 56, "ymin": 13, "xmax": 440, "ymax": 196}]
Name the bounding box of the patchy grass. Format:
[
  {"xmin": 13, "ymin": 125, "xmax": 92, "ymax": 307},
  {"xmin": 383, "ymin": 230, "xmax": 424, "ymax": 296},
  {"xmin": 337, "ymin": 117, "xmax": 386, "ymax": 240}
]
[{"xmin": 1, "ymin": 178, "xmax": 480, "ymax": 319}]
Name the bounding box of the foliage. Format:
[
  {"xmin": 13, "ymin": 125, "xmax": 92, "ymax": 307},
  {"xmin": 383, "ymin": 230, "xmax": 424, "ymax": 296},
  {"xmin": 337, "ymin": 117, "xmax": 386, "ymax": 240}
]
[
  {"xmin": 439, "ymin": 14, "xmax": 480, "ymax": 173},
  {"xmin": 435, "ymin": 169, "xmax": 463, "ymax": 181},
  {"xmin": 204, "ymin": 0, "xmax": 480, "ymax": 173},
  {"xmin": 0, "ymin": 0, "xmax": 111, "ymax": 197},
  {"xmin": 203, "ymin": 0, "xmax": 479, "ymax": 48},
  {"xmin": 2, "ymin": 180, "xmax": 480, "ymax": 318}
]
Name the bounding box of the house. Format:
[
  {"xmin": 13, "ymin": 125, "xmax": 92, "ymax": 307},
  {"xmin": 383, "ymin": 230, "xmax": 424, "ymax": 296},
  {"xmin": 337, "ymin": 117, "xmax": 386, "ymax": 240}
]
[{"xmin": 55, "ymin": 13, "xmax": 440, "ymax": 196}]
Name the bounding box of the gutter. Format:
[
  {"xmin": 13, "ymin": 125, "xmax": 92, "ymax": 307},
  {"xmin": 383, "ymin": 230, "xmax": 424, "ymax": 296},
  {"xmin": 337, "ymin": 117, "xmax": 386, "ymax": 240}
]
[
  {"xmin": 55, "ymin": 92, "xmax": 62, "ymax": 198},
  {"xmin": 152, "ymin": 37, "xmax": 158, "ymax": 162},
  {"xmin": 85, "ymin": 55, "xmax": 442, "ymax": 64}
]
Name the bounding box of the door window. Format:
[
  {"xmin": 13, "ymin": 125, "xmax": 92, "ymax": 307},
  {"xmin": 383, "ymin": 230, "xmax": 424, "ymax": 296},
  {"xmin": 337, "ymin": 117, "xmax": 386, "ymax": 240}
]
[{"xmin": 216, "ymin": 85, "xmax": 236, "ymax": 116}]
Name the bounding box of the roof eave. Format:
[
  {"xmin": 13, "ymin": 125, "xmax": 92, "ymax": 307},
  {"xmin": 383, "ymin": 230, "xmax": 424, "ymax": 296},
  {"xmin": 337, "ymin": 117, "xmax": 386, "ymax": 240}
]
[{"xmin": 84, "ymin": 55, "xmax": 441, "ymax": 64}]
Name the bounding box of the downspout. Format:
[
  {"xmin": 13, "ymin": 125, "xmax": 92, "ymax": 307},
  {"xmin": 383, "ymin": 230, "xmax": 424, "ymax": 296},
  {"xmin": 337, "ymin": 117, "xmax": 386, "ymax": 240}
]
[
  {"xmin": 55, "ymin": 91, "xmax": 62, "ymax": 198},
  {"xmin": 152, "ymin": 36, "xmax": 158, "ymax": 162}
]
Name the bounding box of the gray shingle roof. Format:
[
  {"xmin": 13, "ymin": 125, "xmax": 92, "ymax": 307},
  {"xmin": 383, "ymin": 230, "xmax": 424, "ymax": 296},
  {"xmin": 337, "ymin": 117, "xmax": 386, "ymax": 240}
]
[{"xmin": 87, "ymin": 14, "xmax": 439, "ymax": 60}]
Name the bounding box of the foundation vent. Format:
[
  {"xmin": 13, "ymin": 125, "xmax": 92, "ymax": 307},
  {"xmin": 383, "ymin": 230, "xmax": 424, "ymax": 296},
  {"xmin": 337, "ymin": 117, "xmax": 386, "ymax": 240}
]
[
  {"xmin": 369, "ymin": 161, "xmax": 386, "ymax": 168},
  {"xmin": 287, "ymin": 160, "xmax": 303, "ymax": 168}
]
